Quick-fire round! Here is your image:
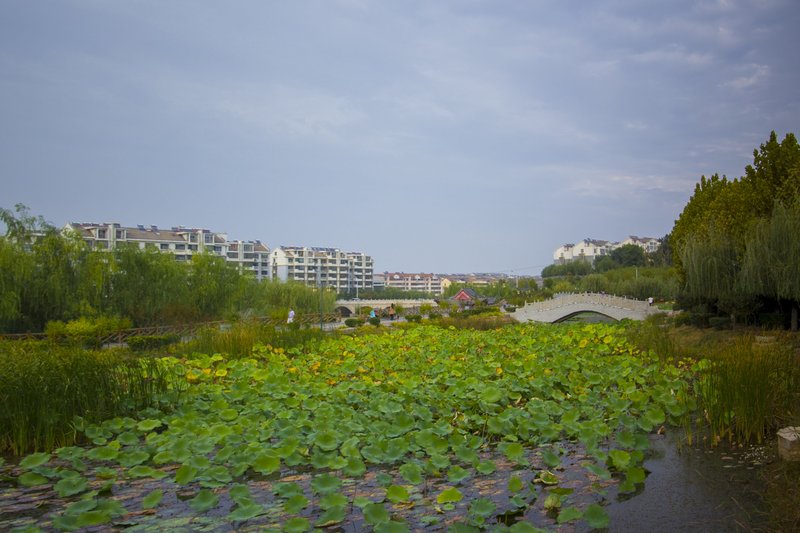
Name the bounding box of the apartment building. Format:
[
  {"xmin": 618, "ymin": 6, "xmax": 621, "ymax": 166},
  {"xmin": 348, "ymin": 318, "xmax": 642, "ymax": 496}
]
[
  {"xmin": 64, "ymin": 222, "xmax": 271, "ymax": 280},
  {"xmin": 553, "ymin": 236, "xmax": 660, "ymax": 265},
  {"xmin": 383, "ymin": 272, "xmax": 443, "ymax": 295},
  {"xmin": 271, "ymin": 246, "xmax": 373, "ymax": 291}
]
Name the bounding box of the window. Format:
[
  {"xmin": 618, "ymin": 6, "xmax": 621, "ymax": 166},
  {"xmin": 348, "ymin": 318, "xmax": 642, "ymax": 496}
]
[
  {"xmin": 175, "ymin": 244, "xmax": 185, "ymax": 250},
  {"xmin": 189, "ymin": 234, "xmax": 197, "ymax": 243},
  {"xmin": 205, "ymin": 234, "xmax": 213, "ymax": 243},
  {"xmin": 97, "ymin": 229, "xmax": 107, "ymax": 239},
  {"xmin": 160, "ymin": 243, "xmax": 169, "ymax": 250},
  {"xmin": 116, "ymin": 230, "xmax": 124, "ymax": 239},
  {"xmin": 188, "ymin": 244, "xmax": 198, "ymax": 251}
]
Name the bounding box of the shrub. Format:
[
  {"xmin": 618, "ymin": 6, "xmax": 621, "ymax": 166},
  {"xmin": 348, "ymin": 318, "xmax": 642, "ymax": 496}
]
[
  {"xmin": 405, "ymin": 314, "xmax": 422, "ymax": 323},
  {"xmin": 345, "ymin": 318, "xmax": 364, "ymax": 328},
  {"xmin": 45, "ymin": 316, "xmax": 132, "ymax": 348},
  {"xmin": 368, "ymin": 317, "xmax": 381, "ymax": 327},
  {"xmin": 708, "ymin": 316, "xmax": 731, "ymax": 330},
  {"xmin": 127, "ymin": 334, "xmax": 180, "ymax": 352},
  {"xmin": 428, "ymin": 312, "xmax": 441, "ymax": 320}
]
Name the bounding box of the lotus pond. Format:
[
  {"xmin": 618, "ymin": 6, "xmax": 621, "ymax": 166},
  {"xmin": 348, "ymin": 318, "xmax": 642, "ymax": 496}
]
[{"xmin": 0, "ymin": 323, "xmax": 696, "ymax": 532}]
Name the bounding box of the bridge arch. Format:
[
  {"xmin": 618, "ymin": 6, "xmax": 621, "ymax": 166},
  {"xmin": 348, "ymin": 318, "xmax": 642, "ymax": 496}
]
[
  {"xmin": 335, "ymin": 306, "xmax": 353, "ymax": 317},
  {"xmin": 511, "ymin": 293, "xmax": 659, "ymax": 323}
]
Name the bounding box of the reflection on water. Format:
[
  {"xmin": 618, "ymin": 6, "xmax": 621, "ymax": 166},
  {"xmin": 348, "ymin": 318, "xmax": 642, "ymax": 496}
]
[{"xmin": 606, "ymin": 430, "xmax": 773, "ymax": 532}]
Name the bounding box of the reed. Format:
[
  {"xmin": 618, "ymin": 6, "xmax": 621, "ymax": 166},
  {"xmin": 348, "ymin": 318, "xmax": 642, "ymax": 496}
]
[
  {"xmin": 0, "ymin": 340, "xmax": 176, "ymax": 456},
  {"xmin": 176, "ymin": 320, "xmax": 330, "ymax": 358},
  {"xmin": 696, "ymin": 336, "xmax": 799, "ymax": 444}
]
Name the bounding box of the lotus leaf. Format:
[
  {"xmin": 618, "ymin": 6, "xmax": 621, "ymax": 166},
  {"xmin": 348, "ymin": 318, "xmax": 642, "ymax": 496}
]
[
  {"xmin": 363, "ymin": 503, "xmax": 391, "ymax": 525},
  {"xmin": 189, "ymin": 489, "xmax": 219, "ymax": 512},
  {"xmin": 142, "ymin": 489, "xmax": 163, "ymax": 510},
  {"xmin": 54, "ymin": 476, "xmax": 88, "ymax": 497},
  {"xmin": 436, "ymin": 487, "xmax": 463, "ymax": 504},
  {"xmin": 18, "ymin": 472, "xmax": 49, "ymax": 487},
  {"xmin": 19, "ymin": 453, "xmax": 51, "ymax": 470},
  {"xmin": 311, "ymin": 473, "xmax": 342, "ymax": 495},
  {"xmin": 283, "ymin": 517, "xmax": 311, "ymax": 533},
  {"xmin": 385, "ymin": 485, "xmax": 410, "ymax": 503},
  {"xmin": 284, "ymin": 494, "xmax": 309, "ymax": 513},
  {"xmin": 582, "ymin": 503, "xmax": 610, "ymax": 529}
]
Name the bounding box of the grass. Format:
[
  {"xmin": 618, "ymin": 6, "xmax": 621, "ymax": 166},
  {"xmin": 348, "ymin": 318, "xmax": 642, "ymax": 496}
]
[
  {"xmin": 628, "ymin": 318, "xmax": 800, "ymax": 446},
  {"xmin": 0, "ymin": 340, "xmax": 177, "ymax": 456},
  {"xmin": 175, "ymin": 320, "xmax": 330, "ymax": 358}
]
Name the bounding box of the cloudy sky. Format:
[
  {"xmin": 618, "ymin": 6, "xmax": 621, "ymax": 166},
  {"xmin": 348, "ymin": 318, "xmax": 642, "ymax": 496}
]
[{"xmin": 2, "ymin": 0, "xmax": 798, "ymax": 274}]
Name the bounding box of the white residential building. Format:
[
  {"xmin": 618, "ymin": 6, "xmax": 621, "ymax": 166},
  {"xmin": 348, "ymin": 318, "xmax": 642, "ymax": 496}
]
[
  {"xmin": 552, "ymin": 235, "xmax": 661, "ymax": 265},
  {"xmin": 384, "ymin": 272, "xmax": 443, "ymax": 295},
  {"xmin": 64, "ymin": 222, "xmax": 270, "ymax": 280},
  {"xmin": 271, "ymin": 246, "xmax": 373, "ymax": 292}
]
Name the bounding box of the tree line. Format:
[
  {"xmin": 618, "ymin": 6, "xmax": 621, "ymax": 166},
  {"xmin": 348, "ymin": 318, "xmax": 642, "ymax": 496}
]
[
  {"xmin": 671, "ymin": 131, "xmax": 800, "ymax": 329},
  {"xmin": 0, "ymin": 205, "xmax": 336, "ymax": 334}
]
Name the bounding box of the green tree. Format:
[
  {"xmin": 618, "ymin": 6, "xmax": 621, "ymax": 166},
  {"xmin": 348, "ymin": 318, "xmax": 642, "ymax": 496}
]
[{"xmin": 740, "ymin": 203, "xmax": 800, "ymax": 330}]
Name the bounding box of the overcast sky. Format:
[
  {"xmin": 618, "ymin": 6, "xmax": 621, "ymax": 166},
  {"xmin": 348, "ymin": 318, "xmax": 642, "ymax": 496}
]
[{"xmin": 2, "ymin": 0, "xmax": 798, "ymax": 274}]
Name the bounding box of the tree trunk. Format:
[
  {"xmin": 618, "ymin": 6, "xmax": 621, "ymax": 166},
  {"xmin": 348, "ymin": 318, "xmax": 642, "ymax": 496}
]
[{"xmin": 792, "ymin": 303, "xmax": 798, "ymax": 332}]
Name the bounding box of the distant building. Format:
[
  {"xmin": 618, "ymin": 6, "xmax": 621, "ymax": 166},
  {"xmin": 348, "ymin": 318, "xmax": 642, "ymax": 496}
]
[
  {"xmin": 383, "ymin": 272, "xmax": 443, "ymax": 295},
  {"xmin": 64, "ymin": 222, "xmax": 270, "ymax": 280},
  {"xmin": 553, "ymin": 236, "xmax": 660, "ymax": 265},
  {"xmin": 271, "ymin": 246, "xmax": 373, "ymax": 292}
]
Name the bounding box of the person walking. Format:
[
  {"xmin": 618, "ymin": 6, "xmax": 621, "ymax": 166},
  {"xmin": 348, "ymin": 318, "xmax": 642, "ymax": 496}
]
[
  {"xmin": 287, "ymin": 309, "xmax": 295, "ymax": 324},
  {"xmin": 389, "ymin": 304, "xmax": 396, "ymax": 321}
]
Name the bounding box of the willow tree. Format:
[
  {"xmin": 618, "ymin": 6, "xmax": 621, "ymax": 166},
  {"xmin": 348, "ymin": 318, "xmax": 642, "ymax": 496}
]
[
  {"xmin": 680, "ymin": 230, "xmax": 753, "ymax": 323},
  {"xmin": 741, "ymin": 203, "xmax": 800, "ymax": 330}
]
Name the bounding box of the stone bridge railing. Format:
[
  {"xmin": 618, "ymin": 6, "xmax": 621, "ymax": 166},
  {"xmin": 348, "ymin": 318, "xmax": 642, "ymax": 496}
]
[{"xmin": 512, "ymin": 292, "xmax": 658, "ymax": 323}]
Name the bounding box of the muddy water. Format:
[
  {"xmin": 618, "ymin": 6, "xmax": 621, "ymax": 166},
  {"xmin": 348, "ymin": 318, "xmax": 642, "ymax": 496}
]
[{"xmin": 605, "ymin": 430, "xmax": 774, "ymax": 532}]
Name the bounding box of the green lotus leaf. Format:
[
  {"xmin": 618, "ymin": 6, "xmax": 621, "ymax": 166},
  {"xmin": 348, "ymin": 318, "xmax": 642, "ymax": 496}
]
[
  {"xmin": 175, "ymin": 464, "xmax": 197, "ymax": 485},
  {"xmin": 374, "ymin": 521, "xmax": 411, "ymax": 533},
  {"xmin": 475, "ymin": 460, "xmax": 496, "ymax": 475},
  {"xmin": 252, "ymin": 454, "xmax": 281, "ymax": 474},
  {"xmin": 189, "ymin": 489, "xmax": 219, "ymax": 513},
  {"xmin": 19, "ymin": 452, "xmax": 51, "ymax": 470},
  {"xmin": 582, "ymin": 503, "xmax": 610, "ymax": 529},
  {"xmin": 136, "ymin": 419, "xmax": 162, "ymax": 432},
  {"xmin": 385, "ymin": 485, "xmax": 410, "ymax": 503},
  {"xmin": 557, "ymin": 506, "xmax": 583, "ymax": 523},
  {"xmin": 283, "ymin": 494, "xmax": 309, "ymax": 514},
  {"xmin": 500, "ymin": 442, "xmax": 525, "ymax": 462},
  {"xmin": 314, "ymin": 505, "xmax": 346, "ymax": 527},
  {"xmin": 274, "ymin": 482, "xmax": 303, "ymax": 498},
  {"xmin": 543, "ymin": 492, "xmax": 563, "ymax": 510},
  {"xmin": 117, "ymin": 450, "xmax": 150, "ymax": 468},
  {"xmin": 625, "ymin": 465, "xmax": 647, "ymax": 485},
  {"xmin": 87, "ymin": 446, "xmax": 119, "ymax": 461},
  {"xmin": 480, "ymin": 385, "xmax": 503, "ymax": 404},
  {"xmin": 508, "ymin": 475, "xmax": 524, "ymax": 493},
  {"xmin": 608, "ymin": 449, "xmax": 631, "ymax": 470},
  {"xmin": 436, "ymin": 487, "xmax": 463, "ymax": 504},
  {"xmin": 319, "ymin": 492, "xmax": 348, "ymax": 510},
  {"xmin": 54, "ymin": 476, "xmax": 89, "ymax": 497},
  {"xmin": 219, "ymin": 409, "xmax": 239, "ymax": 422},
  {"xmin": 229, "ymin": 483, "xmax": 252, "ymax": 505},
  {"xmin": 117, "ymin": 431, "xmax": 139, "ymax": 446},
  {"xmin": 313, "ymin": 430, "xmax": 341, "ymax": 451},
  {"xmin": 399, "ymin": 462, "xmax": 424, "ymax": 484},
  {"xmin": 468, "ymin": 497, "xmax": 496, "ymax": 518},
  {"xmin": 342, "ymin": 457, "xmax": 366, "ymax": 477},
  {"xmin": 541, "ymin": 448, "xmax": 561, "ymax": 468},
  {"xmin": 447, "ymin": 465, "xmax": 471, "ymax": 483},
  {"xmin": 536, "ymin": 470, "xmax": 559, "ymax": 485},
  {"xmin": 311, "ymin": 473, "xmax": 342, "ymax": 495},
  {"xmin": 229, "ymin": 502, "xmax": 265, "ymax": 521},
  {"xmin": 142, "ymin": 489, "xmax": 163, "ymax": 510},
  {"xmin": 283, "ymin": 517, "xmax": 310, "ymax": 533},
  {"xmin": 75, "ymin": 510, "xmax": 111, "ymax": 528},
  {"xmin": 18, "ymin": 472, "xmax": 49, "ymax": 487},
  {"xmin": 363, "ymin": 503, "xmax": 391, "ymax": 525}
]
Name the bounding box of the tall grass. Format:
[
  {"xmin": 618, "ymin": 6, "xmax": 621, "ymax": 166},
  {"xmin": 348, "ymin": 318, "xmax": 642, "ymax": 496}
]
[
  {"xmin": 696, "ymin": 336, "xmax": 799, "ymax": 444},
  {"xmin": 0, "ymin": 340, "xmax": 177, "ymax": 456},
  {"xmin": 628, "ymin": 320, "xmax": 800, "ymax": 445},
  {"xmin": 176, "ymin": 321, "xmax": 330, "ymax": 358}
]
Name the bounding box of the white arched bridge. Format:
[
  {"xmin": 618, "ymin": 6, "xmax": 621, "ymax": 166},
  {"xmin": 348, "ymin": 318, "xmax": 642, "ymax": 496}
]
[
  {"xmin": 511, "ymin": 293, "xmax": 660, "ymax": 323},
  {"xmin": 334, "ymin": 299, "xmax": 438, "ymax": 317}
]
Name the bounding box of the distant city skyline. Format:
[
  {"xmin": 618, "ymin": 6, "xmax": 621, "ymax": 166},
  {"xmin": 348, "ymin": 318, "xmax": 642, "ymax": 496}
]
[{"xmin": 2, "ymin": 1, "xmax": 798, "ymax": 274}]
